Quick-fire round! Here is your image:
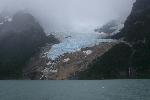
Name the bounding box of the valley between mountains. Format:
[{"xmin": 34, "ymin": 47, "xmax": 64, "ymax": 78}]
[{"xmin": 24, "ymin": 40, "xmax": 117, "ymax": 80}]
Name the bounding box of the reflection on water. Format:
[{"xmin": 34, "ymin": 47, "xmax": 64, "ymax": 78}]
[{"xmin": 0, "ymin": 80, "xmax": 150, "ymax": 100}]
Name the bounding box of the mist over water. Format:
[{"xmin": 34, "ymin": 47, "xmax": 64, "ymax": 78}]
[{"xmin": 0, "ymin": 0, "xmax": 135, "ymax": 33}]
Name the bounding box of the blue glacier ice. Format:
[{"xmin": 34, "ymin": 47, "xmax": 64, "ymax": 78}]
[{"xmin": 47, "ymin": 32, "xmax": 115, "ymax": 60}]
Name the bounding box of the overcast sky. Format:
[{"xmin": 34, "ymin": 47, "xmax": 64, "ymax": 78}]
[{"xmin": 0, "ymin": 0, "xmax": 136, "ymax": 33}]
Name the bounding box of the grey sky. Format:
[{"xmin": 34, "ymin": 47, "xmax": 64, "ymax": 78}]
[{"xmin": 0, "ymin": 0, "xmax": 136, "ymax": 33}]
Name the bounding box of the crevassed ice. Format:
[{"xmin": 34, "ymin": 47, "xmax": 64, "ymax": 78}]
[{"xmin": 47, "ymin": 32, "xmax": 115, "ymax": 60}]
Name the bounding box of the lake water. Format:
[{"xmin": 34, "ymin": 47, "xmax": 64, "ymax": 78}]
[{"xmin": 0, "ymin": 80, "xmax": 150, "ymax": 100}]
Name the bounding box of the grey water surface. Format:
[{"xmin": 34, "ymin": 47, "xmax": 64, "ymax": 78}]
[{"xmin": 0, "ymin": 80, "xmax": 149, "ymax": 100}]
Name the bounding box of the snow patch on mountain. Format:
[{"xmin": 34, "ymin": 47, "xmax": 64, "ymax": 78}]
[
  {"xmin": 63, "ymin": 58, "xmax": 70, "ymax": 62},
  {"xmin": 0, "ymin": 15, "xmax": 13, "ymax": 25},
  {"xmin": 95, "ymin": 20, "xmax": 124, "ymax": 36},
  {"xmin": 47, "ymin": 32, "xmax": 116, "ymax": 60},
  {"xmin": 111, "ymin": 23, "xmax": 124, "ymax": 35},
  {"xmin": 83, "ymin": 50, "xmax": 93, "ymax": 55}
]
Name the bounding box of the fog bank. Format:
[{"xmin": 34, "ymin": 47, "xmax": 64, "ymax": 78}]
[{"xmin": 0, "ymin": 0, "xmax": 136, "ymax": 33}]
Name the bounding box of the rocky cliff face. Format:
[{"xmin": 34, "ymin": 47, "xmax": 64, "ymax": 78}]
[
  {"xmin": 122, "ymin": 0, "xmax": 150, "ymax": 42},
  {"xmin": 119, "ymin": 0, "xmax": 150, "ymax": 77},
  {"xmin": 0, "ymin": 12, "xmax": 57, "ymax": 79},
  {"xmin": 79, "ymin": 0, "xmax": 150, "ymax": 79}
]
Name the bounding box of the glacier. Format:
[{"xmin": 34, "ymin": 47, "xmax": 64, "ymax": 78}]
[{"xmin": 47, "ymin": 32, "xmax": 116, "ymax": 60}]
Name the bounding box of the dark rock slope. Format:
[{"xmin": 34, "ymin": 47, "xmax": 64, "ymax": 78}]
[
  {"xmin": 114, "ymin": 0, "xmax": 150, "ymax": 41},
  {"xmin": 79, "ymin": 0, "xmax": 150, "ymax": 79},
  {"xmin": 0, "ymin": 12, "xmax": 57, "ymax": 79}
]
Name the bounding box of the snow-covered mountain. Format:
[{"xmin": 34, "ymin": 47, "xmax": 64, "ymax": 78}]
[{"xmin": 94, "ymin": 20, "xmax": 124, "ymax": 37}]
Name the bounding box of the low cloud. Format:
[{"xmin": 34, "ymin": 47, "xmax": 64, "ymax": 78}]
[{"xmin": 0, "ymin": 0, "xmax": 136, "ymax": 33}]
